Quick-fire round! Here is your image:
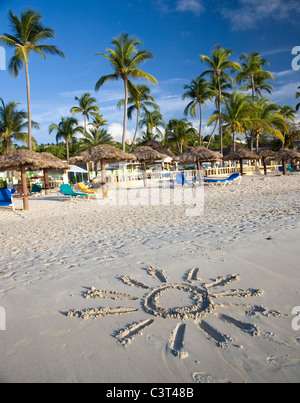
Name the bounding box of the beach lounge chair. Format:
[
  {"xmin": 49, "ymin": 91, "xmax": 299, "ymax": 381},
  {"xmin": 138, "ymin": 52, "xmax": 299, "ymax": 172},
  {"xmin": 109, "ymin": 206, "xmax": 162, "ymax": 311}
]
[
  {"xmin": 0, "ymin": 189, "xmax": 15, "ymax": 212},
  {"xmin": 28, "ymin": 184, "xmax": 43, "ymax": 197},
  {"xmin": 176, "ymin": 173, "xmax": 195, "ymax": 187},
  {"xmin": 204, "ymin": 173, "xmax": 242, "ymax": 187},
  {"xmin": 287, "ymin": 164, "xmax": 300, "ymax": 173},
  {"xmin": 58, "ymin": 184, "xmax": 90, "ymax": 202},
  {"xmin": 77, "ymin": 182, "xmax": 102, "ymax": 195}
]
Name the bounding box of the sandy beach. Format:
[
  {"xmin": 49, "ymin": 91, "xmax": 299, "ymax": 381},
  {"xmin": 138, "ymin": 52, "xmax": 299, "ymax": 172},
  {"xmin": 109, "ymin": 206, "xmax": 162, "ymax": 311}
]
[{"xmin": 0, "ymin": 174, "xmax": 299, "ymax": 383}]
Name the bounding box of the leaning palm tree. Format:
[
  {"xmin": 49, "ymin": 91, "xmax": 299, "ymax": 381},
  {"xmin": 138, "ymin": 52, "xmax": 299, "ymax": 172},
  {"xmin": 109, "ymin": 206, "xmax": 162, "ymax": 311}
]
[
  {"xmin": 70, "ymin": 93, "xmax": 99, "ymax": 132},
  {"xmin": 0, "ymin": 9, "xmax": 65, "ymax": 150},
  {"xmin": 250, "ymin": 98, "xmax": 286, "ymax": 151},
  {"xmin": 182, "ymin": 77, "xmax": 214, "ymax": 146},
  {"xmin": 201, "ymin": 45, "xmax": 242, "ymax": 155},
  {"xmin": 49, "ymin": 117, "xmax": 83, "ymax": 162},
  {"xmin": 89, "ymin": 113, "xmax": 108, "ymax": 129},
  {"xmin": 95, "ymin": 33, "xmax": 158, "ymax": 152},
  {"xmin": 207, "ymin": 92, "xmax": 253, "ymax": 151},
  {"xmin": 118, "ymin": 84, "xmax": 158, "ymax": 151},
  {"xmin": 296, "ymin": 86, "xmax": 300, "ymax": 111},
  {"xmin": 0, "ymin": 98, "xmax": 39, "ymax": 154},
  {"xmin": 139, "ymin": 109, "xmax": 166, "ymax": 141},
  {"xmin": 79, "ymin": 128, "xmax": 114, "ymax": 151},
  {"xmin": 234, "ymin": 51, "xmax": 274, "ymax": 100}
]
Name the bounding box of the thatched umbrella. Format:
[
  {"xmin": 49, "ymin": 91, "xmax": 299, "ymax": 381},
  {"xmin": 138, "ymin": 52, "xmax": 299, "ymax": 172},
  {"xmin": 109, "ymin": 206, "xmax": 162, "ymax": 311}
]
[
  {"xmin": 145, "ymin": 140, "xmax": 176, "ymax": 159},
  {"xmin": 259, "ymin": 150, "xmax": 278, "ymax": 175},
  {"xmin": 131, "ymin": 146, "xmax": 167, "ymax": 187},
  {"xmin": 70, "ymin": 145, "xmax": 136, "ymax": 198},
  {"xmin": 275, "ymin": 148, "xmax": 300, "ymax": 175},
  {"xmin": 223, "ymin": 144, "xmax": 259, "ymax": 175},
  {"xmin": 30, "ymin": 152, "xmax": 70, "ymax": 195},
  {"xmin": 0, "ymin": 150, "xmax": 54, "ymax": 210},
  {"xmin": 175, "ymin": 146, "xmax": 222, "ymax": 172}
]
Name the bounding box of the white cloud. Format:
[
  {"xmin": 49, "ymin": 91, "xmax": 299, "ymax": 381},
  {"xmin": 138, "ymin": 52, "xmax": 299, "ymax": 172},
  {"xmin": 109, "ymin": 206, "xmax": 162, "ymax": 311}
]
[
  {"xmin": 108, "ymin": 123, "xmax": 135, "ymax": 143},
  {"xmin": 221, "ymin": 0, "xmax": 300, "ymax": 30},
  {"xmin": 176, "ymin": 0, "xmax": 204, "ymax": 15},
  {"xmin": 155, "ymin": 0, "xmax": 204, "ymax": 16}
]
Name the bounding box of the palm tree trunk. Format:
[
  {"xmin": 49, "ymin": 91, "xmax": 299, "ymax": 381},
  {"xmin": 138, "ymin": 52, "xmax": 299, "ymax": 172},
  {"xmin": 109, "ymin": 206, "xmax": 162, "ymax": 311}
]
[
  {"xmin": 233, "ymin": 130, "xmax": 237, "ymax": 152},
  {"xmin": 25, "ymin": 62, "xmax": 32, "ymax": 151},
  {"xmin": 217, "ymin": 76, "xmax": 223, "ymax": 156},
  {"xmin": 122, "ymin": 79, "xmax": 129, "ymax": 152},
  {"xmin": 84, "ymin": 114, "xmax": 87, "ymax": 133},
  {"xmin": 199, "ymin": 103, "xmax": 202, "ymax": 146},
  {"xmin": 66, "ymin": 139, "xmax": 70, "ymax": 163},
  {"xmin": 207, "ymin": 119, "xmax": 218, "ymax": 149},
  {"xmin": 130, "ymin": 107, "xmax": 140, "ymax": 152}
]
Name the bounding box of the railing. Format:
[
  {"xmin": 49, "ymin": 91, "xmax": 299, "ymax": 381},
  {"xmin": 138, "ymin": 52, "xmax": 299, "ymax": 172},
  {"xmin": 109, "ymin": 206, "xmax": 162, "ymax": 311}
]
[{"xmin": 100, "ymin": 165, "xmax": 282, "ymax": 184}]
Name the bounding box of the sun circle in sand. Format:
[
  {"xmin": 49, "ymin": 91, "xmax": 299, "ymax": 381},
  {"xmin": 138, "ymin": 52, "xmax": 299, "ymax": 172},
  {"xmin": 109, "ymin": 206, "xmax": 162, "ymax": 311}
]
[{"xmin": 143, "ymin": 283, "xmax": 216, "ymax": 320}]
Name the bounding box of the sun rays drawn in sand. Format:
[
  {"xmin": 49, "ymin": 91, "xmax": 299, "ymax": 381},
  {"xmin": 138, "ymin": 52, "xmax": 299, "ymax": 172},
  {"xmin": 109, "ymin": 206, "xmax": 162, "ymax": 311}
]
[{"xmin": 67, "ymin": 267, "xmax": 283, "ymax": 358}]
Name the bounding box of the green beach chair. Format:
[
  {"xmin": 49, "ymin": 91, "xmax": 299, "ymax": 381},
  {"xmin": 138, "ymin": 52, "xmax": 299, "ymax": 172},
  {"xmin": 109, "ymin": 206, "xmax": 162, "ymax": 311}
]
[{"xmin": 58, "ymin": 184, "xmax": 90, "ymax": 202}]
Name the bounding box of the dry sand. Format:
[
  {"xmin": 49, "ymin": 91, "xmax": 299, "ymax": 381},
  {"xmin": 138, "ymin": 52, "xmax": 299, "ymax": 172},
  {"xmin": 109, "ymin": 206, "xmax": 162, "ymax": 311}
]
[{"xmin": 0, "ymin": 174, "xmax": 299, "ymax": 383}]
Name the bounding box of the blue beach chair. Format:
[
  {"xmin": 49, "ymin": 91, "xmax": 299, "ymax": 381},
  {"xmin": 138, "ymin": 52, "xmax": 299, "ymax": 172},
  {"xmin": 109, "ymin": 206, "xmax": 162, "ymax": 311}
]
[
  {"xmin": 176, "ymin": 173, "xmax": 195, "ymax": 187},
  {"xmin": 204, "ymin": 173, "xmax": 242, "ymax": 187},
  {"xmin": 0, "ymin": 189, "xmax": 15, "ymax": 212}
]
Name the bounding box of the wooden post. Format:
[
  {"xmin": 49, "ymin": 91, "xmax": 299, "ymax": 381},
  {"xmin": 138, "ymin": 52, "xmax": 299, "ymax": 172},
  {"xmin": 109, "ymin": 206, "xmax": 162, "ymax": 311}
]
[
  {"xmin": 21, "ymin": 166, "xmax": 29, "ymax": 211},
  {"xmin": 44, "ymin": 168, "xmax": 50, "ymax": 196},
  {"xmin": 101, "ymin": 160, "xmax": 108, "ymax": 199},
  {"xmin": 240, "ymin": 159, "xmax": 244, "ymax": 176},
  {"xmin": 282, "ymin": 159, "xmax": 287, "ymax": 176}
]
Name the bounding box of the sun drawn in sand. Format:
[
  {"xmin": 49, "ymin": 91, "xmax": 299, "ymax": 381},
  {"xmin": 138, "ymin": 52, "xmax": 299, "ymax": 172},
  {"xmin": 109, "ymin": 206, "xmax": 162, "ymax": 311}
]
[{"xmin": 67, "ymin": 267, "xmax": 282, "ymax": 359}]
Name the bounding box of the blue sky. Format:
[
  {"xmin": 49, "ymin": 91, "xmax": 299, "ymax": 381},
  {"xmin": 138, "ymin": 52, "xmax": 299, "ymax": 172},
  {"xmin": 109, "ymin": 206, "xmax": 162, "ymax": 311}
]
[{"xmin": 0, "ymin": 0, "xmax": 299, "ymax": 145}]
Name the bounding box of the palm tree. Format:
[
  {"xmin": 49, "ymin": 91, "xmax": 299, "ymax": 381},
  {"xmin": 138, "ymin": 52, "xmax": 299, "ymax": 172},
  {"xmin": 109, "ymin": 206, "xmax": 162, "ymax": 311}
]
[
  {"xmin": 0, "ymin": 98, "xmax": 39, "ymax": 154},
  {"xmin": 250, "ymin": 98, "xmax": 286, "ymax": 151},
  {"xmin": 207, "ymin": 92, "xmax": 252, "ymax": 151},
  {"xmin": 182, "ymin": 77, "xmax": 214, "ymax": 146},
  {"xmin": 118, "ymin": 84, "xmax": 158, "ymax": 151},
  {"xmin": 278, "ymin": 105, "xmax": 297, "ymax": 146},
  {"xmin": 201, "ymin": 45, "xmax": 242, "ymax": 155},
  {"xmin": 0, "ymin": 9, "xmax": 65, "ymax": 150},
  {"xmin": 234, "ymin": 51, "xmax": 274, "ymax": 100},
  {"xmin": 165, "ymin": 119, "xmax": 197, "ymax": 154},
  {"xmin": 79, "ymin": 128, "xmax": 114, "ymax": 151},
  {"xmin": 139, "ymin": 109, "xmax": 166, "ymax": 140},
  {"xmin": 296, "ymin": 86, "xmax": 300, "ymax": 111},
  {"xmin": 49, "ymin": 117, "xmax": 83, "ymax": 162},
  {"xmin": 206, "ymin": 75, "xmax": 232, "ymax": 149},
  {"xmin": 95, "ymin": 33, "xmax": 158, "ymax": 152},
  {"xmin": 251, "ymin": 76, "xmax": 274, "ymax": 98},
  {"xmin": 70, "ymin": 93, "xmax": 99, "ymax": 132},
  {"xmin": 89, "ymin": 113, "xmax": 108, "ymax": 129}
]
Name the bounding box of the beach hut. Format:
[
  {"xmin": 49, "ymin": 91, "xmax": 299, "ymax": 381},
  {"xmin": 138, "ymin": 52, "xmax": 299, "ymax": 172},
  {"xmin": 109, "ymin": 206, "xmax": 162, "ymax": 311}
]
[
  {"xmin": 175, "ymin": 146, "xmax": 222, "ymax": 172},
  {"xmin": 259, "ymin": 150, "xmax": 278, "ymax": 176},
  {"xmin": 275, "ymin": 148, "xmax": 300, "ymax": 175},
  {"xmin": 145, "ymin": 140, "xmax": 176, "ymax": 159},
  {"xmin": 70, "ymin": 145, "xmax": 136, "ymax": 198},
  {"xmin": 30, "ymin": 152, "xmax": 70, "ymax": 195},
  {"xmin": 0, "ymin": 150, "xmax": 65, "ymax": 210},
  {"xmin": 223, "ymin": 144, "xmax": 259, "ymax": 176},
  {"xmin": 131, "ymin": 146, "xmax": 167, "ymax": 187}
]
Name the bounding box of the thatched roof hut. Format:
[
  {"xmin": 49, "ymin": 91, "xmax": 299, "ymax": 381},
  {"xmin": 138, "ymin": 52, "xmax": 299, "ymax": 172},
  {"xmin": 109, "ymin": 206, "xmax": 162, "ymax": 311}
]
[
  {"xmin": 70, "ymin": 144, "xmax": 136, "ymax": 165},
  {"xmin": 145, "ymin": 140, "xmax": 176, "ymax": 159},
  {"xmin": 176, "ymin": 146, "xmax": 222, "ymax": 171},
  {"xmin": 70, "ymin": 145, "xmax": 136, "ymax": 198},
  {"xmin": 275, "ymin": 148, "xmax": 300, "ymax": 175},
  {"xmin": 131, "ymin": 146, "xmax": 166, "ymax": 162},
  {"xmin": 223, "ymin": 144, "xmax": 259, "ymax": 175},
  {"xmin": 0, "ymin": 150, "xmax": 45, "ymax": 171},
  {"xmin": 0, "ymin": 150, "xmax": 69, "ymax": 210},
  {"xmin": 259, "ymin": 150, "xmax": 278, "ymax": 175}
]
